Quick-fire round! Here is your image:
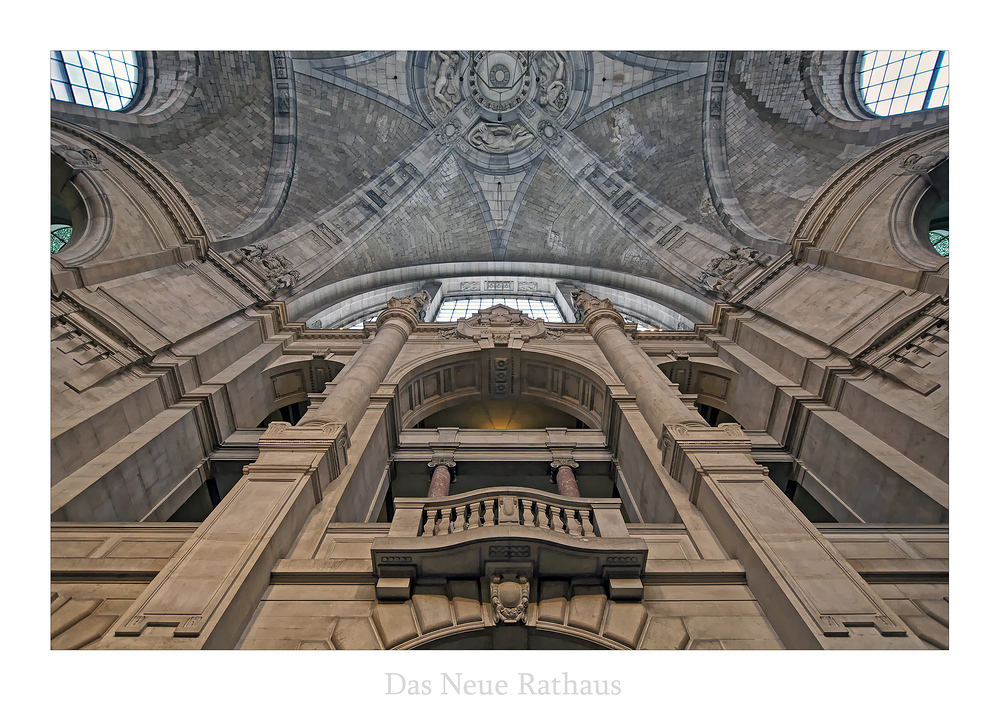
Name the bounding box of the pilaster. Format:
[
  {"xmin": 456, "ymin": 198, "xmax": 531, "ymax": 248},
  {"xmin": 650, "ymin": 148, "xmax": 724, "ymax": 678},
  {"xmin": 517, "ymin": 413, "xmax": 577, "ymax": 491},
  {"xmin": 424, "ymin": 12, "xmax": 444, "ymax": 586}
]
[{"xmin": 101, "ymin": 420, "xmax": 348, "ymax": 649}]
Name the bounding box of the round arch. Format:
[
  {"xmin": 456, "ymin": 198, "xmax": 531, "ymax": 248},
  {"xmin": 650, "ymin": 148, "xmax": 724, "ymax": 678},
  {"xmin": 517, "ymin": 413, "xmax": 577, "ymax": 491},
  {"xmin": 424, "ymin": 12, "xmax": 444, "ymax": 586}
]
[{"xmin": 388, "ymin": 344, "xmax": 620, "ymax": 432}]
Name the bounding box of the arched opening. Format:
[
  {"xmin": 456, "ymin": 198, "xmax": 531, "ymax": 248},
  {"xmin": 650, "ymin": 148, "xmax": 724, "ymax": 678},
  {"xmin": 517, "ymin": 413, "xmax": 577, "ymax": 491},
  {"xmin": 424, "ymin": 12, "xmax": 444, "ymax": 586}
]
[
  {"xmin": 410, "ymin": 624, "xmax": 614, "ymax": 650},
  {"xmin": 416, "ymin": 398, "xmax": 589, "ymax": 430},
  {"xmin": 257, "ymin": 399, "xmax": 309, "ymax": 427}
]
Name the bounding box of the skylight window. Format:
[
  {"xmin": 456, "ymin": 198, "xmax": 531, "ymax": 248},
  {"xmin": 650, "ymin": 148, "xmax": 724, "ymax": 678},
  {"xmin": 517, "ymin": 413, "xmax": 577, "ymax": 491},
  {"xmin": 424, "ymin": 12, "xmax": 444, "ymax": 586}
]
[
  {"xmin": 51, "ymin": 51, "xmax": 141, "ymax": 111},
  {"xmin": 858, "ymin": 51, "xmax": 949, "ymax": 116},
  {"xmin": 435, "ymin": 297, "xmax": 565, "ymax": 323}
]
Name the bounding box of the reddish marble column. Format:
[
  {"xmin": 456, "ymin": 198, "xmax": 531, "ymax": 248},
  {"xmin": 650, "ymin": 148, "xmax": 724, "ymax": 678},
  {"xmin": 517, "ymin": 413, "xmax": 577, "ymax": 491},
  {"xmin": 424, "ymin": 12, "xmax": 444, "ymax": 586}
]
[
  {"xmin": 551, "ymin": 460, "xmax": 581, "ymax": 497},
  {"xmin": 427, "ymin": 461, "xmax": 455, "ymax": 498}
]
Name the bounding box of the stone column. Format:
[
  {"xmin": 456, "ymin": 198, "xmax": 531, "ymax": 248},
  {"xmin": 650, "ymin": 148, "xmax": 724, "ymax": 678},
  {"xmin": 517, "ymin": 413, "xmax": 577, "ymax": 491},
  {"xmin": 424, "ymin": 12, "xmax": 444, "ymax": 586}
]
[
  {"xmin": 572, "ymin": 290, "xmax": 705, "ymax": 434},
  {"xmin": 299, "ymin": 290, "xmax": 431, "ymax": 432},
  {"xmin": 575, "ymin": 289, "xmax": 922, "ymax": 649},
  {"xmin": 103, "ymin": 292, "xmax": 431, "ymax": 648},
  {"xmin": 550, "ymin": 459, "xmax": 581, "ymax": 497},
  {"xmin": 427, "ymin": 460, "xmax": 455, "ymax": 498}
]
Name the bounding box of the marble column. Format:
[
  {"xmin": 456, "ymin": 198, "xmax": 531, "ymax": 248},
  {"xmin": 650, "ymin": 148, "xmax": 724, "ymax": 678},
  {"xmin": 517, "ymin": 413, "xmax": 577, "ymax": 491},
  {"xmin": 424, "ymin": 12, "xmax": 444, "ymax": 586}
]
[
  {"xmin": 299, "ymin": 290, "xmax": 431, "ymax": 432},
  {"xmin": 427, "ymin": 460, "xmax": 455, "ymax": 498},
  {"xmin": 572, "ymin": 289, "xmax": 705, "ymax": 436},
  {"xmin": 550, "ymin": 460, "xmax": 581, "ymax": 497}
]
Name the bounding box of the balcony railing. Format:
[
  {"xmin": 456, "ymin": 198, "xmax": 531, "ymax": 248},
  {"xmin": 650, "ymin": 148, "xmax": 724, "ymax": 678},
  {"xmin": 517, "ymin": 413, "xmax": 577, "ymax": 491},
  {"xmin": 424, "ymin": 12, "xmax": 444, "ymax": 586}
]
[
  {"xmin": 388, "ymin": 486, "xmax": 630, "ymax": 540},
  {"xmin": 420, "ymin": 494, "xmax": 597, "ymax": 537},
  {"xmin": 372, "ymin": 487, "xmax": 647, "ymax": 601}
]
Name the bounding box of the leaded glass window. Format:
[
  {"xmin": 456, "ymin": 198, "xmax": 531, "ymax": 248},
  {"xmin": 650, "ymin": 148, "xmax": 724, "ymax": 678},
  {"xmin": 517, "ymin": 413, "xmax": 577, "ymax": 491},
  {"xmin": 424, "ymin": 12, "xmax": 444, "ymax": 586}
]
[
  {"xmin": 434, "ymin": 297, "xmax": 565, "ymax": 323},
  {"xmin": 51, "ymin": 224, "xmax": 72, "ymax": 253},
  {"xmin": 929, "ymin": 229, "xmax": 949, "ymax": 257},
  {"xmin": 858, "ymin": 51, "xmax": 949, "ymax": 116},
  {"xmin": 51, "ymin": 51, "xmax": 141, "ymax": 111}
]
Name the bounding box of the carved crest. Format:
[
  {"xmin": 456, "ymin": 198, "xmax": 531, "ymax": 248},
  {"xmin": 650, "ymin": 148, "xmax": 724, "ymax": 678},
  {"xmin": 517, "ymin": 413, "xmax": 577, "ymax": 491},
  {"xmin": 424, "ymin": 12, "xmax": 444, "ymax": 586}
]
[
  {"xmin": 453, "ymin": 304, "xmax": 547, "ymax": 348},
  {"xmin": 490, "ymin": 572, "xmax": 529, "ymax": 624}
]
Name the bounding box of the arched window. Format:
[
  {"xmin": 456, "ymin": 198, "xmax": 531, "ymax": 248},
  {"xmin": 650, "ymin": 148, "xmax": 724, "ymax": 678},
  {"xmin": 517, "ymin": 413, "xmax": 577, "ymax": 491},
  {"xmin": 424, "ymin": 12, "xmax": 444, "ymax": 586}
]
[
  {"xmin": 434, "ymin": 297, "xmax": 565, "ymax": 323},
  {"xmin": 858, "ymin": 51, "xmax": 949, "ymax": 116},
  {"xmin": 50, "ymin": 51, "xmax": 141, "ymax": 111},
  {"xmin": 51, "ymin": 224, "xmax": 72, "ymax": 253},
  {"xmin": 928, "ymin": 200, "xmax": 948, "ymax": 258}
]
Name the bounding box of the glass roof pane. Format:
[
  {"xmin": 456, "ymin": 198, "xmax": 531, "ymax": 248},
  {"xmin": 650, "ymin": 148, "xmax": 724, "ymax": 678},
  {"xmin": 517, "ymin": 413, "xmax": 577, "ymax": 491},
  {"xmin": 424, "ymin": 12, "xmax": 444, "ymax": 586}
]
[
  {"xmin": 917, "ymin": 51, "xmax": 937, "ymax": 73},
  {"xmin": 51, "ymin": 81, "xmax": 73, "ymax": 102},
  {"xmin": 859, "ymin": 49, "xmax": 948, "ymax": 116},
  {"xmin": 79, "ymin": 51, "xmax": 98, "ymax": 71},
  {"xmin": 70, "ymin": 84, "xmax": 91, "ymax": 104},
  {"xmin": 65, "ymin": 63, "xmax": 86, "ymax": 86},
  {"xmin": 909, "ymin": 70, "xmax": 933, "ymax": 96},
  {"xmin": 434, "ymin": 296, "xmax": 565, "ymax": 323},
  {"xmin": 52, "ymin": 50, "xmax": 140, "ymax": 111}
]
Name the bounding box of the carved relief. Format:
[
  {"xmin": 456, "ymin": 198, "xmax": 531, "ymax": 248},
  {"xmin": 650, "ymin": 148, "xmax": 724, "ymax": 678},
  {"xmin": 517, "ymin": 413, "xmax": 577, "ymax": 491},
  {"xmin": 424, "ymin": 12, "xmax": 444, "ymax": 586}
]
[
  {"xmin": 386, "ymin": 289, "xmax": 433, "ymax": 321},
  {"xmin": 490, "ymin": 572, "xmax": 530, "ymax": 624},
  {"xmin": 467, "ymin": 121, "xmax": 534, "ymax": 154},
  {"xmin": 536, "ymin": 51, "xmax": 570, "ymax": 115},
  {"xmin": 430, "ymin": 51, "xmax": 463, "ymax": 115},
  {"xmin": 455, "ymin": 304, "xmax": 547, "ymax": 348},
  {"xmin": 698, "ymin": 244, "xmax": 772, "ymax": 297},
  {"xmin": 571, "ymin": 289, "xmax": 615, "ymax": 321},
  {"xmin": 54, "ymin": 145, "xmax": 102, "ymax": 169},
  {"xmin": 228, "ymin": 243, "xmax": 300, "ymax": 296}
]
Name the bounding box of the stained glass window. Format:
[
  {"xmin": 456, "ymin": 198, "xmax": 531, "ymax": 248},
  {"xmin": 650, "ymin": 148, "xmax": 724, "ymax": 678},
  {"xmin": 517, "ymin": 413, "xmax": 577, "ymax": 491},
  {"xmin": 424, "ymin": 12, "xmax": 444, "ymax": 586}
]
[
  {"xmin": 51, "ymin": 224, "xmax": 72, "ymax": 253},
  {"xmin": 858, "ymin": 51, "xmax": 949, "ymax": 116},
  {"xmin": 929, "ymin": 229, "xmax": 949, "ymax": 257},
  {"xmin": 51, "ymin": 51, "xmax": 141, "ymax": 111},
  {"xmin": 434, "ymin": 297, "xmax": 565, "ymax": 323}
]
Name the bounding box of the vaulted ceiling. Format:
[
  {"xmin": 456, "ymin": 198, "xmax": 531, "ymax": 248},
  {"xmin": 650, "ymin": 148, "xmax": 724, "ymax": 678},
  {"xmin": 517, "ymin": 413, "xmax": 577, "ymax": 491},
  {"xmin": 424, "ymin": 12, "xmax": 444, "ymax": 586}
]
[{"xmin": 51, "ymin": 51, "xmax": 948, "ymax": 326}]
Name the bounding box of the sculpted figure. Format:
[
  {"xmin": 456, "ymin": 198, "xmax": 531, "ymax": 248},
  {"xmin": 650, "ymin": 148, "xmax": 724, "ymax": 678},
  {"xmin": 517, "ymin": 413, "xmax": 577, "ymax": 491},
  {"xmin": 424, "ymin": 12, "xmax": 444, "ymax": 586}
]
[
  {"xmin": 468, "ymin": 121, "xmax": 534, "ymax": 154},
  {"xmin": 537, "ymin": 52, "xmax": 569, "ymax": 114},
  {"xmin": 432, "ymin": 51, "xmax": 462, "ymax": 113},
  {"xmin": 229, "ymin": 243, "xmax": 268, "ymax": 263}
]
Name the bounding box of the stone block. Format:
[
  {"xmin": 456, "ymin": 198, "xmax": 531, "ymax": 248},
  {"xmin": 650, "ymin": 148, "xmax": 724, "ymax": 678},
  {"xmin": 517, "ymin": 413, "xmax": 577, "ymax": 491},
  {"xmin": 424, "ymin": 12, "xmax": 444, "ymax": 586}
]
[
  {"xmin": 567, "ymin": 593, "xmax": 607, "ymax": 634},
  {"xmin": 602, "ymin": 602, "xmax": 647, "ymax": 648}
]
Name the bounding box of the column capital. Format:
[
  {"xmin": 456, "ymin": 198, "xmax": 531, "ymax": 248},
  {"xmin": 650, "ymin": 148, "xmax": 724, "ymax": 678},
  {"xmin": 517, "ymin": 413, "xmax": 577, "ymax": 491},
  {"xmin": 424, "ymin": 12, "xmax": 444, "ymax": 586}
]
[
  {"xmin": 549, "ymin": 458, "xmax": 579, "ymax": 470},
  {"xmin": 571, "ymin": 289, "xmax": 625, "ymax": 333},
  {"xmin": 376, "ymin": 290, "xmax": 433, "ymax": 332}
]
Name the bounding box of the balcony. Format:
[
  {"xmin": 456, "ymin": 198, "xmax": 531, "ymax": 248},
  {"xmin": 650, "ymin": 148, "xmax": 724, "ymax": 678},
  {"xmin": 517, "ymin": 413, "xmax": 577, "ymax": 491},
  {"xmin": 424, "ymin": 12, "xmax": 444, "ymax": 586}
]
[{"xmin": 371, "ymin": 486, "xmax": 648, "ymax": 601}]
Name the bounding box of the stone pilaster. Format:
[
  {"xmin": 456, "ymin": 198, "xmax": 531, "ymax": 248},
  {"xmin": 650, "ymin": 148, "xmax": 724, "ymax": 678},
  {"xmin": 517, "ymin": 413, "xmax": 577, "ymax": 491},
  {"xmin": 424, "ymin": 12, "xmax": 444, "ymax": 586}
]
[
  {"xmin": 658, "ymin": 421, "xmax": 923, "ymax": 648},
  {"xmin": 101, "ymin": 421, "xmax": 349, "ymax": 648},
  {"xmin": 102, "ymin": 292, "xmax": 430, "ymax": 649}
]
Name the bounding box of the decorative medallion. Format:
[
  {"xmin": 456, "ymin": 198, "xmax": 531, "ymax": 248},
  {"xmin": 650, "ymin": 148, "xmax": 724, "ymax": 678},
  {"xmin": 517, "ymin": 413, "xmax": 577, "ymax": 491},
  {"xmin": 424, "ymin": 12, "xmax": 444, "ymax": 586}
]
[{"xmin": 490, "ymin": 571, "xmax": 529, "ymax": 624}]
